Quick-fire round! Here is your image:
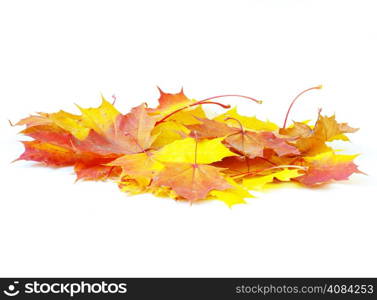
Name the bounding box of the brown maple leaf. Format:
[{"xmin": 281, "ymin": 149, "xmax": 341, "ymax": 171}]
[
  {"xmin": 187, "ymin": 117, "xmax": 300, "ymax": 158},
  {"xmin": 280, "ymin": 113, "xmax": 358, "ymax": 155},
  {"xmin": 187, "ymin": 118, "xmax": 237, "ymax": 139}
]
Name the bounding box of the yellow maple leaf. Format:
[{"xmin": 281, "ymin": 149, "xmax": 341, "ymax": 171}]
[
  {"xmin": 303, "ymin": 151, "xmax": 359, "ymax": 163},
  {"xmin": 328, "ymin": 133, "xmax": 350, "ymax": 141},
  {"xmin": 48, "ymin": 110, "xmax": 90, "ymax": 140},
  {"xmin": 242, "ymin": 168, "xmax": 303, "ymax": 190},
  {"xmin": 76, "ymin": 96, "xmax": 120, "ymax": 137},
  {"xmin": 151, "ymin": 121, "xmax": 190, "ymax": 149},
  {"xmin": 154, "ymin": 137, "xmax": 236, "ymax": 164},
  {"xmin": 210, "ymin": 177, "xmax": 253, "ymax": 207},
  {"xmin": 214, "ymin": 107, "xmax": 278, "ymax": 131},
  {"xmin": 166, "ymin": 105, "xmax": 206, "ymax": 125}
]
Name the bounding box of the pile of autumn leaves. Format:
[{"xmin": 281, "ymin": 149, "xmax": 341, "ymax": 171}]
[{"xmin": 14, "ymin": 88, "xmax": 362, "ymax": 206}]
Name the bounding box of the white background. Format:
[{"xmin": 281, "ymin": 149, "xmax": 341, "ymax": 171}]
[{"xmin": 1, "ymin": 0, "xmax": 376, "ymax": 277}]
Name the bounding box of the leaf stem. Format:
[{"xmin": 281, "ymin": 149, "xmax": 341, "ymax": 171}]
[
  {"xmin": 155, "ymin": 92, "xmax": 262, "ymax": 126},
  {"xmin": 224, "ymin": 117, "xmax": 245, "ymax": 133},
  {"xmin": 282, "ymin": 85, "xmax": 322, "ymax": 129},
  {"xmin": 124, "ymin": 132, "xmax": 146, "ymax": 153},
  {"xmin": 231, "ymin": 164, "xmax": 308, "ymax": 179},
  {"xmin": 155, "ymin": 101, "xmax": 230, "ymax": 126},
  {"xmin": 112, "ymin": 94, "xmax": 117, "ymax": 105},
  {"xmin": 193, "ymin": 131, "xmax": 198, "ymax": 166},
  {"xmin": 224, "ymin": 117, "xmax": 248, "ymax": 171},
  {"xmin": 199, "ymin": 94, "xmax": 262, "ymax": 104},
  {"xmin": 106, "ymin": 166, "xmax": 115, "ymax": 179}
]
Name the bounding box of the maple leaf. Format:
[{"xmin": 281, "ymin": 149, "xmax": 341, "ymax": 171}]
[
  {"xmin": 154, "ymin": 137, "xmax": 235, "ymax": 164},
  {"xmin": 279, "ymin": 121, "xmax": 313, "ymax": 138},
  {"xmin": 18, "ymin": 99, "xmax": 158, "ymax": 155},
  {"xmin": 279, "ymin": 86, "xmax": 358, "ymax": 154},
  {"xmin": 115, "ymin": 103, "xmax": 158, "ymax": 151},
  {"xmin": 68, "ymin": 102, "xmax": 158, "ymax": 155},
  {"xmin": 314, "ymin": 114, "xmax": 358, "ymax": 141},
  {"xmin": 15, "ymin": 113, "xmax": 51, "ymax": 127},
  {"xmin": 210, "ymin": 177, "xmax": 253, "ymax": 207},
  {"xmin": 74, "ymin": 163, "xmax": 121, "ymax": 181},
  {"xmin": 152, "ymin": 132, "xmax": 239, "ymax": 202},
  {"xmin": 162, "ymin": 105, "xmax": 206, "ymax": 125},
  {"xmin": 15, "ymin": 98, "xmax": 158, "ymax": 181},
  {"xmin": 107, "ymin": 151, "xmax": 164, "ymax": 179},
  {"xmin": 280, "ymin": 113, "xmax": 358, "ymax": 155},
  {"xmin": 151, "ymin": 121, "xmax": 190, "ymax": 149},
  {"xmin": 16, "ymin": 140, "xmax": 86, "ymax": 167},
  {"xmin": 16, "ymin": 140, "xmax": 120, "ymax": 181},
  {"xmin": 118, "ymin": 176, "xmax": 150, "ymax": 195},
  {"xmin": 214, "ymin": 107, "xmax": 278, "ymax": 131},
  {"xmin": 152, "ymin": 162, "xmax": 232, "ymax": 201},
  {"xmin": 21, "ymin": 96, "xmax": 120, "ymax": 141},
  {"xmin": 211, "ymin": 156, "xmax": 276, "ymax": 177},
  {"xmin": 295, "ymin": 152, "xmax": 363, "ymax": 186},
  {"xmin": 224, "ymin": 128, "xmax": 300, "ymax": 158},
  {"xmin": 149, "ymin": 87, "xmax": 195, "ymax": 115},
  {"xmin": 19, "ymin": 124, "xmax": 77, "ymax": 150},
  {"xmin": 186, "ymin": 118, "xmax": 237, "ymax": 139},
  {"xmin": 75, "ymin": 96, "xmax": 120, "ymax": 138},
  {"xmin": 186, "ymin": 117, "xmax": 299, "ymax": 158},
  {"xmin": 150, "ymin": 106, "xmax": 206, "ymax": 149},
  {"xmin": 242, "ymin": 168, "xmax": 304, "ymax": 190}
]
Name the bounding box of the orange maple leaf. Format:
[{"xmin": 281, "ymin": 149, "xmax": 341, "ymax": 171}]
[
  {"xmin": 149, "ymin": 87, "xmax": 194, "ymax": 116},
  {"xmin": 281, "ymin": 113, "xmax": 358, "ymax": 155},
  {"xmin": 295, "ymin": 152, "xmax": 363, "ymax": 186},
  {"xmin": 152, "ymin": 162, "xmax": 231, "ymax": 201}
]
